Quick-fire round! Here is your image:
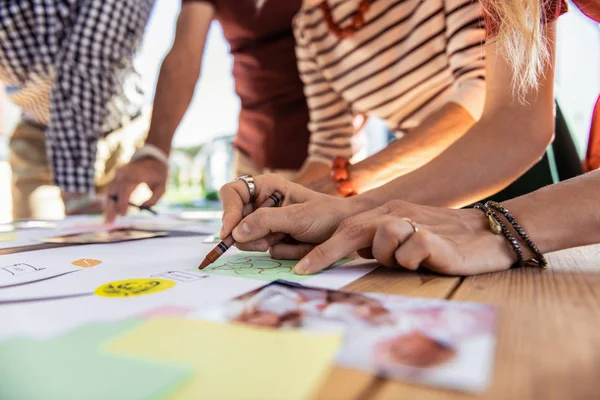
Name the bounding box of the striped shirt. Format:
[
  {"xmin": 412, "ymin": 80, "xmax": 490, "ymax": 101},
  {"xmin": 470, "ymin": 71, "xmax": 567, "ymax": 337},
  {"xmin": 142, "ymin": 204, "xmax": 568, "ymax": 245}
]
[{"xmin": 293, "ymin": 0, "xmax": 486, "ymax": 164}]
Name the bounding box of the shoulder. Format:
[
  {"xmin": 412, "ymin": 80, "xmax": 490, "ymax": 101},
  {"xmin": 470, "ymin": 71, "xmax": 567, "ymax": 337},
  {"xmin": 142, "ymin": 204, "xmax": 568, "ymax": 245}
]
[{"xmin": 292, "ymin": 1, "xmax": 323, "ymax": 42}]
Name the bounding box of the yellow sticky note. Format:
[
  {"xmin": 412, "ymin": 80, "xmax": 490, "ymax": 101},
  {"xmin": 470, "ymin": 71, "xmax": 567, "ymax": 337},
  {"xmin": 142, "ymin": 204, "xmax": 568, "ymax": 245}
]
[
  {"xmin": 94, "ymin": 278, "xmax": 176, "ymax": 298},
  {"xmin": 105, "ymin": 318, "xmax": 341, "ymax": 400}
]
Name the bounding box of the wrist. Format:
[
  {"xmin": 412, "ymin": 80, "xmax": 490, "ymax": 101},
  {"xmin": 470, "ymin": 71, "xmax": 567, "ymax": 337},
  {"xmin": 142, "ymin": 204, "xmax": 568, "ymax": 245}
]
[
  {"xmin": 131, "ymin": 144, "xmax": 169, "ymax": 167},
  {"xmin": 466, "ymin": 208, "xmax": 517, "ymax": 270},
  {"xmin": 344, "ymin": 191, "xmax": 381, "ymax": 217}
]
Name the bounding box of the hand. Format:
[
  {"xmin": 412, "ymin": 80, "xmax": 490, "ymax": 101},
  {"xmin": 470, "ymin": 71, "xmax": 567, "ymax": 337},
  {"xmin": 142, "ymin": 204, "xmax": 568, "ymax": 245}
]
[
  {"xmin": 219, "ymin": 174, "xmax": 371, "ymax": 255},
  {"xmin": 292, "ymin": 200, "xmax": 518, "ymax": 276},
  {"xmin": 61, "ymin": 191, "xmax": 104, "ymax": 215},
  {"xmin": 104, "ymin": 158, "xmax": 168, "ymax": 223}
]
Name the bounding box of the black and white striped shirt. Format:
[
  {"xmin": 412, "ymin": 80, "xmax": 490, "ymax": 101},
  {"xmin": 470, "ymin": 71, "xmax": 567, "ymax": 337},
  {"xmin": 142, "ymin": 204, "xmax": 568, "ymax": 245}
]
[
  {"xmin": 294, "ymin": 0, "xmax": 486, "ymax": 163},
  {"xmin": 0, "ymin": 0, "xmax": 154, "ymax": 193}
]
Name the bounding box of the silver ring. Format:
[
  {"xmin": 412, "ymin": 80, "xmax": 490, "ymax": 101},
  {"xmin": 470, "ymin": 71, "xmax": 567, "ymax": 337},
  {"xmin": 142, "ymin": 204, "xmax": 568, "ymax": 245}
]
[
  {"xmin": 401, "ymin": 218, "xmax": 419, "ymax": 233},
  {"xmin": 236, "ymin": 175, "xmax": 257, "ymax": 203}
]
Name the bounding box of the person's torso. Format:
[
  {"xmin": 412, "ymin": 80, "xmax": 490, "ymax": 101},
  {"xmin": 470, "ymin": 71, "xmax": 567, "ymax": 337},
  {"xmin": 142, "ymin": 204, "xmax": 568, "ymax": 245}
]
[
  {"xmin": 213, "ymin": 0, "xmax": 311, "ymax": 169},
  {"xmin": 294, "ymin": 0, "xmax": 485, "ymax": 135},
  {"xmin": 0, "ymin": 0, "xmax": 145, "ymax": 131}
]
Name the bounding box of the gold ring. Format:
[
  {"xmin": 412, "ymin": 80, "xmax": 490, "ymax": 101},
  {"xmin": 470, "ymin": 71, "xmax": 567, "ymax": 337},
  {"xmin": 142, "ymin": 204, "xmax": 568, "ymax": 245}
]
[{"xmin": 401, "ymin": 218, "xmax": 419, "ymax": 233}]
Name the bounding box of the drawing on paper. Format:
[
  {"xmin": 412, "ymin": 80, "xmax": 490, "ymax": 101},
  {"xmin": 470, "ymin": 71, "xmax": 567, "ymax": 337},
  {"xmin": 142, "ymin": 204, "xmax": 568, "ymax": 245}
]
[
  {"xmin": 94, "ymin": 278, "xmax": 176, "ymax": 298},
  {"xmin": 151, "ymin": 271, "xmax": 208, "ymax": 283},
  {"xmin": 71, "ymin": 258, "xmax": 102, "ymax": 268},
  {"xmin": 0, "ymin": 263, "xmax": 45, "ymax": 276},
  {"xmin": 201, "ymin": 252, "xmax": 352, "ymax": 281}
]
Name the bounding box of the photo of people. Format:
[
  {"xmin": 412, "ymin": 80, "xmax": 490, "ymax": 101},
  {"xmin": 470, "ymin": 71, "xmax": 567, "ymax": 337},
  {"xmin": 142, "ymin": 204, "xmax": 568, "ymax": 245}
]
[
  {"xmin": 204, "ymin": 281, "xmax": 497, "ymax": 392},
  {"xmin": 42, "ymin": 229, "xmax": 167, "ymax": 244}
]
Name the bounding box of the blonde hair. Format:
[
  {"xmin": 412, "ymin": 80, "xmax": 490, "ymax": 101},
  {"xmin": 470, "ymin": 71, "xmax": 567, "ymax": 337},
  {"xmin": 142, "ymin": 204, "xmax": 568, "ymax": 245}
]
[{"xmin": 480, "ymin": 0, "xmax": 551, "ymax": 100}]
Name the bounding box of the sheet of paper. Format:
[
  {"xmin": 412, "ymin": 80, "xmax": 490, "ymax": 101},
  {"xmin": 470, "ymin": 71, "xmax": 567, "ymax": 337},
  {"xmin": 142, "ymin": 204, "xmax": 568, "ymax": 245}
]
[
  {"xmin": 0, "ymin": 228, "xmax": 55, "ymax": 250},
  {"xmin": 0, "ymin": 215, "xmax": 215, "ymax": 250},
  {"xmin": 0, "ymin": 241, "xmax": 265, "ymax": 341},
  {"xmin": 0, "ymin": 260, "xmax": 83, "ymax": 289},
  {"xmin": 202, "ymin": 251, "xmax": 352, "ymax": 281},
  {"xmin": 200, "ymin": 282, "xmax": 497, "ymax": 392},
  {"xmin": 200, "ymin": 249, "xmax": 377, "ymax": 288},
  {"xmin": 106, "ymin": 318, "xmax": 341, "ymax": 400},
  {"xmin": 0, "ymin": 320, "xmax": 191, "ymax": 400}
]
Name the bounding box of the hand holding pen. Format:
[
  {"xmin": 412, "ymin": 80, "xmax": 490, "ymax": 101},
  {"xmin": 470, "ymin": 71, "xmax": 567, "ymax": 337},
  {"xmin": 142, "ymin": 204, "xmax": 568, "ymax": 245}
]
[{"xmin": 199, "ymin": 181, "xmax": 283, "ymax": 269}]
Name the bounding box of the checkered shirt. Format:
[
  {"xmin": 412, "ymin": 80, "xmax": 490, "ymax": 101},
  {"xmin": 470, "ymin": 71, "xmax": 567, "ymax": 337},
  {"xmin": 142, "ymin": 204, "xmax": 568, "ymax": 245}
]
[{"xmin": 0, "ymin": 0, "xmax": 155, "ymax": 193}]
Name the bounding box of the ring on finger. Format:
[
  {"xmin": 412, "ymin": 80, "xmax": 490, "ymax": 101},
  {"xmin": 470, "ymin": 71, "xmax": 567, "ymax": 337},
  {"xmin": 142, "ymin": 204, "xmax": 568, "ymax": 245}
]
[
  {"xmin": 401, "ymin": 217, "xmax": 419, "ymax": 233},
  {"xmin": 235, "ymin": 175, "xmax": 257, "ymax": 203}
]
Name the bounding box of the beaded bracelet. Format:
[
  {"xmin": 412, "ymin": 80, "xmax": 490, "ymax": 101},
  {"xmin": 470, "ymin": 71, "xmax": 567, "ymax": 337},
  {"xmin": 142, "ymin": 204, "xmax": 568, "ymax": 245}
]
[
  {"xmin": 473, "ymin": 203, "xmax": 525, "ymax": 268},
  {"xmin": 486, "ymin": 201, "xmax": 548, "ymax": 269},
  {"xmin": 331, "ymin": 156, "xmax": 357, "ymax": 197}
]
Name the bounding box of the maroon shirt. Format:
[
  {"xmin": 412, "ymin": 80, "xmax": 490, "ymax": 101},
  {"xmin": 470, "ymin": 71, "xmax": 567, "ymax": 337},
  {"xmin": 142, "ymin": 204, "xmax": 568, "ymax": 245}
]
[
  {"xmin": 182, "ymin": 0, "xmax": 310, "ymax": 169},
  {"xmin": 485, "ymin": 0, "xmax": 600, "ymax": 36}
]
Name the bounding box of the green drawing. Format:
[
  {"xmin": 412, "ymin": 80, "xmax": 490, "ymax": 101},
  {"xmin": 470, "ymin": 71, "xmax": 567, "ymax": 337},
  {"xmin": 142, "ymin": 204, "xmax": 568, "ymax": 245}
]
[
  {"xmin": 0, "ymin": 320, "xmax": 191, "ymax": 400},
  {"xmin": 200, "ymin": 252, "xmax": 352, "ymax": 281}
]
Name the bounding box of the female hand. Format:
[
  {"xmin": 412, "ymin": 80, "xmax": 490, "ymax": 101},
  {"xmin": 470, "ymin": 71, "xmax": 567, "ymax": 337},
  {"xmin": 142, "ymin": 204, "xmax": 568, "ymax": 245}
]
[
  {"xmin": 293, "ymin": 200, "xmax": 518, "ymax": 276},
  {"xmin": 219, "ymin": 174, "xmax": 374, "ymax": 254}
]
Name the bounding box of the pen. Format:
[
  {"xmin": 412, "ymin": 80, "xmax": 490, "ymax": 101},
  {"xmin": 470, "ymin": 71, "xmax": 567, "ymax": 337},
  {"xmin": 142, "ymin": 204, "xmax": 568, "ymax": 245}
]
[
  {"xmin": 108, "ymin": 194, "xmax": 158, "ymax": 216},
  {"xmin": 199, "ymin": 191, "xmax": 283, "ymax": 269}
]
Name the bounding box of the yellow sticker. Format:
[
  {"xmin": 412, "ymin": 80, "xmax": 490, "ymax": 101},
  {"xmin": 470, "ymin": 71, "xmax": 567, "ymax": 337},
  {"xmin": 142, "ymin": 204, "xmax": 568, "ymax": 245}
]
[
  {"xmin": 71, "ymin": 258, "xmax": 102, "ymax": 268},
  {"xmin": 95, "ymin": 278, "xmax": 176, "ymax": 298}
]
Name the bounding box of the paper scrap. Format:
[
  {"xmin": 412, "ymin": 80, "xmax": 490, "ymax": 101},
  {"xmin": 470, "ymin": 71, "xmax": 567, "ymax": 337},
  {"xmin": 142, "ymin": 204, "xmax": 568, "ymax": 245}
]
[
  {"xmin": 0, "ymin": 320, "xmax": 191, "ymax": 400},
  {"xmin": 201, "ymin": 252, "xmax": 351, "ymax": 281},
  {"xmin": 94, "ymin": 278, "xmax": 176, "ymax": 298},
  {"xmin": 106, "ymin": 318, "xmax": 341, "ymax": 400}
]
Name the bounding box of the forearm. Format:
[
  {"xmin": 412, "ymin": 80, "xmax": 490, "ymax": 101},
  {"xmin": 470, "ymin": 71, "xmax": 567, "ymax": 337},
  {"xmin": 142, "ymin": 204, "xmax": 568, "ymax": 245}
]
[
  {"xmin": 503, "ymin": 171, "xmax": 600, "ymax": 254},
  {"xmin": 351, "ymin": 102, "xmax": 475, "ymax": 192},
  {"xmin": 146, "ymin": 49, "xmax": 201, "ymax": 155},
  {"xmin": 145, "ymin": 2, "xmax": 212, "ymax": 155}
]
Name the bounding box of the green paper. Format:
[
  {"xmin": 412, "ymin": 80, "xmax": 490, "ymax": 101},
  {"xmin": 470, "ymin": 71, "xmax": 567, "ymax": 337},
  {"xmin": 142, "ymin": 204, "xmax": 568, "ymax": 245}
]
[
  {"xmin": 0, "ymin": 320, "xmax": 191, "ymax": 400},
  {"xmin": 200, "ymin": 252, "xmax": 352, "ymax": 281}
]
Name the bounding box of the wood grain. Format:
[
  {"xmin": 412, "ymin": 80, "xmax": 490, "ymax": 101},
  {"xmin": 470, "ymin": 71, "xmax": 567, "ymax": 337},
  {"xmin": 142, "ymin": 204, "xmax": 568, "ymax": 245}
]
[
  {"xmin": 313, "ymin": 267, "xmax": 462, "ymax": 400},
  {"xmin": 317, "ymin": 245, "xmax": 600, "ymax": 400},
  {"xmin": 445, "ymin": 244, "xmax": 600, "ymax": 400}
]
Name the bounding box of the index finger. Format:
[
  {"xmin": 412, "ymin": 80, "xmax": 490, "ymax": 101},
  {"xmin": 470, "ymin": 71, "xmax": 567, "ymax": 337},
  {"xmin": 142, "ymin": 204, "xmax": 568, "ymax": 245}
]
[
  {"xmin": 219, "ymin": 174, "xmax": 295, "ymax": 239},
  {"xmin": 295, "ymin": 210, "xmax": 392, "ymax": 275}
]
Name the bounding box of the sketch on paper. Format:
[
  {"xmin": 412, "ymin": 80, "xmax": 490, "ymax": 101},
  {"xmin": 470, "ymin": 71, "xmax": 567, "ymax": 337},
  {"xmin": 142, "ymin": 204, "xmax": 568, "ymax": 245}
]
[
  {"xmin": 0, "ymin": 263, "xmax": 45, "ymax": 276},
  {"xmin": 201, "ymin": 252, "xmax": 351, "ymax": 282}
]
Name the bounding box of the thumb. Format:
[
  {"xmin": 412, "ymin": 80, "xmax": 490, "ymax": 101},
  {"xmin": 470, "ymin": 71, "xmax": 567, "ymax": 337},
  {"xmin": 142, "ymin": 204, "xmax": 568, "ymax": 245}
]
[{"xmin": 142, "ymin": 184, "xmax": 166, "ymax": 208}]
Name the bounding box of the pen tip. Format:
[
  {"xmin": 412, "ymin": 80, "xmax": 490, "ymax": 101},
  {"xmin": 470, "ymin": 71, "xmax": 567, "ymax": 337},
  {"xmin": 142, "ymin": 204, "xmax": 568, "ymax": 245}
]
[{"xmin": 198, "ymin": 258, "xmax": 211, "ymax": 270}]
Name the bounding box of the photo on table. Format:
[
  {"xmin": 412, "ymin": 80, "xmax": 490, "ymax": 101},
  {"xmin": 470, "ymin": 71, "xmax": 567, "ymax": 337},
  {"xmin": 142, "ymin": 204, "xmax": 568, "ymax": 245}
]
[
  {"xmin": 200, "ymin": 281, "xmax": 497, "ymax": 392},
  {"xmin": 42, "ymin": 229, "xmax": 168, "ymax": 244}
]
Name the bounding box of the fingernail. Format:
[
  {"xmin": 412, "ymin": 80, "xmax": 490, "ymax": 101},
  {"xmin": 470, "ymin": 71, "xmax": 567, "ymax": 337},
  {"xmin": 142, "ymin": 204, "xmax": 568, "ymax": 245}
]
[
  {"xmin": 253, "ymin": 241, "xmax": 268, "ymax": 252},
  {"xmin": 296, "ymin": 258, "xmax": 310, "ymax": 274},
  {"xmin": 242, "ymin": 223, "xmax": 251, "ymax": 233}
]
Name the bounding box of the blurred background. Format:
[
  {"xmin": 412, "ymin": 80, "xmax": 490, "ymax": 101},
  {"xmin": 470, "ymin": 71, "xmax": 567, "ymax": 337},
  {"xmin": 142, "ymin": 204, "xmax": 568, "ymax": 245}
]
[{"xmin": 0, "ymin": 0, "xmax": 598, "ymax": 222}]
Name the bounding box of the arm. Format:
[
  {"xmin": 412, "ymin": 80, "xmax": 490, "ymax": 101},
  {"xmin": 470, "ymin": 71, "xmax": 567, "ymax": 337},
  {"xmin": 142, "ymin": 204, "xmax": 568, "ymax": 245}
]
[
  {"xmin": 47, "ymin": 0, "xmax": 155, "ymax": 194},
  {"xmin": 358, "ymin": 23, "xmax": 557, "ymax": 209},
  {"xmin": 145, "ymin": 1, "xmax": 214, "ymax": 155},
  {"xmin": 350, "ymin": 103, "xmax": 476, "ymax": 193},
  {"xmin": 503, "ymin": 170, "xmax": 600, "ymax": 254},
  {"xmin": 103, "ymin": 1, "xmax": 213, "ymax": 222},
  {"xmin": 349, "ymin": 0, "xmax": 487, "ymax": 193},
  {"xmin": 293, "ymin": 22, "xmax": 356, "ymax": 185}
]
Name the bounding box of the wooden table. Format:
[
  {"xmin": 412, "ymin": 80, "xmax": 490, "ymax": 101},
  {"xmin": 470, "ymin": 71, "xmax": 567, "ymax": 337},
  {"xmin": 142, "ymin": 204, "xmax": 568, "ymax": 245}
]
[
  {"xmin": 314, "ymin": 244, "xmax": 600, "ymax": 400},
  {"xmin": 3, "ymin": 243, "xmax": 599, "ymax": 399}
]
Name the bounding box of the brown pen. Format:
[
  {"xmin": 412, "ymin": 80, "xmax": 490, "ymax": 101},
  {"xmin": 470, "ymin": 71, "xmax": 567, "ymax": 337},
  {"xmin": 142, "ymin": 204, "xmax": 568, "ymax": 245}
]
[{"xmin": 199, "ymin": 191, "xmax": 284, "ymax": 269}]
